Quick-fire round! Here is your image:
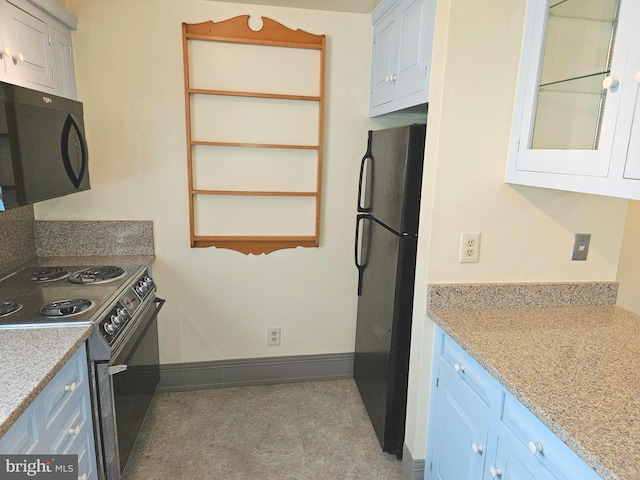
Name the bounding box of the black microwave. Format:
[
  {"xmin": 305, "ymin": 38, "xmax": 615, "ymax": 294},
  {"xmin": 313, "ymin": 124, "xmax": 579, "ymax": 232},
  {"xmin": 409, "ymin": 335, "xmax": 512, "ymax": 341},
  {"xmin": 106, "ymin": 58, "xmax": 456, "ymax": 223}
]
[{"xmin": 0, "ymin": 81, "xmax": 89, "ymax": 211}]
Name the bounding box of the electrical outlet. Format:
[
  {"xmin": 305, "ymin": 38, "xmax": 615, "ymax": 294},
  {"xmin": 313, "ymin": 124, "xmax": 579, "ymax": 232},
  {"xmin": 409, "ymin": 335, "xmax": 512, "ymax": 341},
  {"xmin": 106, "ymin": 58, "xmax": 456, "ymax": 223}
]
[
  {"xmin": 268, "ymin": 327, "xmax": 281, "ymax": 346},
  {"xmin": 571, "ymin": 233, "xmax": 591, "ymax": 261},
  {"xmin": 459, "ymin": 232, "xmax": 481, "ymax": 263}
]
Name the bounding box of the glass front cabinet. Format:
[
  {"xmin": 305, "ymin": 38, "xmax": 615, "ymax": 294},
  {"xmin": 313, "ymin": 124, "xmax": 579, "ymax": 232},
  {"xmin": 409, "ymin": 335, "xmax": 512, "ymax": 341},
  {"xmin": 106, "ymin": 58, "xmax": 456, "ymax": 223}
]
[{"xmin": 506, "ymin": 0, "xmax": 640, "ymax": 200}]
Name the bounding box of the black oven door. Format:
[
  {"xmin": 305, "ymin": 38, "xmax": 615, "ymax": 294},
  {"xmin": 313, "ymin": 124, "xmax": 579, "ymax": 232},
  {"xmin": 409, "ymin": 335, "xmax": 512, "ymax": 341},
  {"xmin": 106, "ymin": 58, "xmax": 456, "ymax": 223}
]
[{"xmin": 97, "ymin": 297, "xmax": 164, "ymax": 480}]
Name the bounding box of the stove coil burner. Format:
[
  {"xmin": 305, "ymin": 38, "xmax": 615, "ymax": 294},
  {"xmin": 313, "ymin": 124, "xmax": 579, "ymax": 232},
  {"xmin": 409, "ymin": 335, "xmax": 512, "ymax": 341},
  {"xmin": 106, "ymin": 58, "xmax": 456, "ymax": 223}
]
[
  {"xmin": 68, "ymin": 266, "xmax": 126, "ymax": 284},
  {"xmin": 0, "ymin": 301, "xmax": 22, "ymax": 317},
  {"xmin": 25, "ymin": 267, "xmax": 70, "ymax": 282},
  {"xmin": 40, "ymin": 299, "xmax": 95, "ymax": 317}
]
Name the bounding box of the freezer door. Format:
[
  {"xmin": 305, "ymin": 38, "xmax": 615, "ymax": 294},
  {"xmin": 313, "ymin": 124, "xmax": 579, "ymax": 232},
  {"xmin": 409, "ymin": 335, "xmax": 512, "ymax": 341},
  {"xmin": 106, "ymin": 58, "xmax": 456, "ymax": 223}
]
[
  {"xmin": 354, "ymin": 216, "xmax": 416, "ymax": 456},
  {"xmin": 358, "ymin": 124, "xmax": 425, "ymax": 235}
]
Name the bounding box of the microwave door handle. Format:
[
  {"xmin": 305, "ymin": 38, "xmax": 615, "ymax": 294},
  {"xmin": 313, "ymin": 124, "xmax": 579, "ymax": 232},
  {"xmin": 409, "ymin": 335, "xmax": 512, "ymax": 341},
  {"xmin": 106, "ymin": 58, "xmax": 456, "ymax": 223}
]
[{"xmin": 61, "ymin": 114, "xmax": 88, "ymax": 188}]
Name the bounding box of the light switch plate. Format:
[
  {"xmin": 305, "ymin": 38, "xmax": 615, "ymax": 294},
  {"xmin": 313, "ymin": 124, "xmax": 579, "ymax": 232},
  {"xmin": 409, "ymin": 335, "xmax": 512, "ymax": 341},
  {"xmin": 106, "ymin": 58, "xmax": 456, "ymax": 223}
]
[{"xmin": 571, "ymin": 233, "xmax": 591, "ymax": 261}]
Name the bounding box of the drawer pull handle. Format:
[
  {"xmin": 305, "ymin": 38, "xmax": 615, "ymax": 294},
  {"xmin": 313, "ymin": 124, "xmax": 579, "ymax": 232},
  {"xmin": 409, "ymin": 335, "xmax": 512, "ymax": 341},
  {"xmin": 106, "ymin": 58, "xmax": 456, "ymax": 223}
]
[
  {"xmin": 528, "ymin": 441, "xmax": 543, "ymax": 454},
  {"xmin": 489, "ymin": 466, "xmax": 503, "ymax": 478},
  {"xmin": 454, "ymin": 363, "xmax": 465, "ymax": 373},
  {"xmin": 64, "ymin": 382, "xmax": 77, "ymax": 393},
  {"xmin": 68, "ymin": 425, "xmax": 81, "ymax": 436},
  {"xmin": 471, "ymin": 443, "xmax": 483, "ymax": 454}
]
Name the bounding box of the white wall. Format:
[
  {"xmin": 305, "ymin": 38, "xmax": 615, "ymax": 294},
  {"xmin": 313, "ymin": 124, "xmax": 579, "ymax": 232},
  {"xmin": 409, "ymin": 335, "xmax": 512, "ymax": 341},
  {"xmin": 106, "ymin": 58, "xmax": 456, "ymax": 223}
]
[
  {"xmin": 616, "ymin": 201, "xmax": 640, "ymax": 314},
  {"xmin": 404, "ymin": 0, "xmax": 630, "ymax": 462},
  {"xmin": 36, "ymin": 0, "xmax": 382, "ymax": 363}
]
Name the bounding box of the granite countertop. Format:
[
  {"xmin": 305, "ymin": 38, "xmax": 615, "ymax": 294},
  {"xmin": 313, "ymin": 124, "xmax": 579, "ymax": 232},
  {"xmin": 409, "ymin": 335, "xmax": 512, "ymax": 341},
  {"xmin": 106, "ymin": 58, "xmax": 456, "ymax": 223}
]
[
  {"xmin": 429, "ymin": 304, "xmax": 639, "ymax": 480},
  {"xmin": 0, "ymin": 325, "xmax": 93, "ymax": 437}
]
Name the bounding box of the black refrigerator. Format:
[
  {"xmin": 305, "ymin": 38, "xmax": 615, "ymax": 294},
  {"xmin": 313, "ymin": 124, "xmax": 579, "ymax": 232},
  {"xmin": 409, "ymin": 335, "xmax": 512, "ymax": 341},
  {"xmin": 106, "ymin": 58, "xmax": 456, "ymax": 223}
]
[{"xmin": 353, "ymin": 124, "xmax": 426, "ymax": 458}]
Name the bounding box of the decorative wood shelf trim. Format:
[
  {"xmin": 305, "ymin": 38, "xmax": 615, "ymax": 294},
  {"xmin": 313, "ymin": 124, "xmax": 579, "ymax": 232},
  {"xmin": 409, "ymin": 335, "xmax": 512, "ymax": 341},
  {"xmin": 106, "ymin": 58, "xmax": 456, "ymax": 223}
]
[
  {"xmin": 184, "ymin": 16, "xmax": 325, "ymax": 49},
  {"xmin": 192, "ymin": 190, "xmax": 318, "ymax": 197},
  {"xmin": 183, "ymin": 17, "xmax": 325, "ymax": 253},
  {"xmin": 188, "ymin": 88, "xmax": 320, "ymax": 102},
  {"xmin": 192, "ymin": 235, "xmax": 318, "ymax": 254},
  {"xmin": 190, "ymin": 140, "xmax": 319, "ymax": 150}
]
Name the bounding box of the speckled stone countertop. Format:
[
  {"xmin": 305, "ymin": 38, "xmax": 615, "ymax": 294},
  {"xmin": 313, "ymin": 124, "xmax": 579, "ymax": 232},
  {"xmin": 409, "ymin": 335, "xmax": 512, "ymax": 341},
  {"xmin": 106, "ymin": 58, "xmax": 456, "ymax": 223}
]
[
  {"xmin": 429, "ymin": 304, "xmax": 639, "ymax": 480},
  {"xmin": 0, "ymin": 326, "xmax": 92, "ymax": 437}
]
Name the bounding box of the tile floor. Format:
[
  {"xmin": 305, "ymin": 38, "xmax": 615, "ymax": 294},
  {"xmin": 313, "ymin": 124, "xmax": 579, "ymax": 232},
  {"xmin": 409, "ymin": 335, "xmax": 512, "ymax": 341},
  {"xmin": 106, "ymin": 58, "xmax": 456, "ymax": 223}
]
[{"xmin": 122, "ymin": 379, "xmax": 403, "ymax": 480}]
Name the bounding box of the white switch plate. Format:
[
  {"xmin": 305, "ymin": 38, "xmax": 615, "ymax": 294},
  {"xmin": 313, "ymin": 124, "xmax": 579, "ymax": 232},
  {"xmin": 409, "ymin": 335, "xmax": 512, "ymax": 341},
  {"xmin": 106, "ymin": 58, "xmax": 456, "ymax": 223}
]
[{"xmin": 460, "ymin": 232, "xmax": 481, "ymax": 263}]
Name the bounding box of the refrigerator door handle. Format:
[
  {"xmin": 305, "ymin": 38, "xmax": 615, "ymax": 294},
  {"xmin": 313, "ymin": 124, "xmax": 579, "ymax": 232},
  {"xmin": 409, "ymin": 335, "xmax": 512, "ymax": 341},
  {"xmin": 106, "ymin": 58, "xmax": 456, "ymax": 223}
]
[
  {"xmin": 355, "ymin": 214, "xmax": 367, "ymax": 296},
  {"xmin": 357, "ymin": 136, "xmax": 373, "ymax": 213}
]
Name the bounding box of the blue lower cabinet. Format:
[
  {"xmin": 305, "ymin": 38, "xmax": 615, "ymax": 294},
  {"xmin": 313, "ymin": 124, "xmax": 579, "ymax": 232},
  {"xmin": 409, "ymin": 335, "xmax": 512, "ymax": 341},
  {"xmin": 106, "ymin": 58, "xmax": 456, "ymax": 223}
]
[
  {"xmin": 491, "ymin": 430, "xmax": 554, "ymax": 480},
  {"xmin": 429, "ymin": 364, "xmax": 491, "ymax": 479},
  {"xmin": 426, "ymin": 326, "xmax": 601, "ymax": 480},
  {"xmin": 0, "ymin": 344, "xmax": 97, "ymax": 480}
]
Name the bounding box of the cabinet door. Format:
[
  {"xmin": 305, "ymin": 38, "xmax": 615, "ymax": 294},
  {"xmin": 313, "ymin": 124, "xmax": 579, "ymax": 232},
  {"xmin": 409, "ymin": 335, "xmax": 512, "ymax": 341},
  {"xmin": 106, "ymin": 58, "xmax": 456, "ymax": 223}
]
[
  {"xmin": 490, "ymin": 436, "xmax": 554, "ymax": 480},
  {"xmin": 508, "ymin": 0, "xmax": 631, "ymax": 184},
  {"xmin": 0, "ymin": 0, "xmax": 56, "ymax": 92},
  {"xmin": 370, "ymin": 12, "xmax": 398, "ymax": 109},
  {"xmin": 429, "ymin": 365, "xmax": 491, "ymax": 480},
  {"xmin": 394, "ymin": 0, "xmax": 432, "ymax": 101},
  {"xmin": 618, "ymin": 3, "xmax": 640, "ymax": 180},
  {"xmin": 52, "ymin": 24, "xmax": 76, "ymax": 99}
]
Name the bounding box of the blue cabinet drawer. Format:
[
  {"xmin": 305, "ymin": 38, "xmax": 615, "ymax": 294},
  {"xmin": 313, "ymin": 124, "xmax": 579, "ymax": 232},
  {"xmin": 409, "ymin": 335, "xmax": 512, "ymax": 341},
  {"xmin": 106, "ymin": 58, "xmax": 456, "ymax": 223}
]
[
  {"xmin": 439, "ymin": 331, "xmax": 500, "ymax": 408},
  {"xmin": 501, "ymin": 392, "xmax": 600, "ymax": 480}
]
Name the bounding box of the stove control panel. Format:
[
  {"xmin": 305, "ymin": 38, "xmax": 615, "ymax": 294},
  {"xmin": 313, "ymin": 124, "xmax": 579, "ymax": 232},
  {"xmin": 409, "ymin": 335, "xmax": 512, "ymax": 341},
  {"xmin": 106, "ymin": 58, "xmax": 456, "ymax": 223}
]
[
  {"xmin": 135, "ymin": 275, "xmax": 155, "ymax": 300},
  {"xmin": 101, "ymin": 287, "xmax": 142, "ymax": 344}
]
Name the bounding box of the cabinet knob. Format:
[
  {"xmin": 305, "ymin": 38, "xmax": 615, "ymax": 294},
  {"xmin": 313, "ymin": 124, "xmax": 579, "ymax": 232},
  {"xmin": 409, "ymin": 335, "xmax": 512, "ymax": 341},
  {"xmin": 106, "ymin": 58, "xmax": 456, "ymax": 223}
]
[
  {"xmin": 471, "ymin": 443, "xmax": 483, "ymax": 454},
  {"xmin": 0, "ymin": 47, "xmax": 10, "ymax": 59},
  {"xmin": 392, "ymin": 74, "xmax": 397, "ymax": 82},
  {"xmin": 68, "ymin": 425, "xmax": 81, "ymax": 436},
  {"xmin": 634, "ymin": 71, "xmax": 640, "ymax": 84},
  {"xmin": 528, "ymin": 441, "xmax": 543, "ymax": 454},
  {"xmin": 602, "ymin": 76, "xmax": 619, "ymax": 90},
  {"xmin": 489, "ymin": 466, "xmax": 503, "ymax": 478},
  {"xmin": 64, "ymin": 382, "xmax": 77, "ymax": 393},
  {"xmin": 454, "ymin": 363, "xmax": 465, "ymax": 373}
]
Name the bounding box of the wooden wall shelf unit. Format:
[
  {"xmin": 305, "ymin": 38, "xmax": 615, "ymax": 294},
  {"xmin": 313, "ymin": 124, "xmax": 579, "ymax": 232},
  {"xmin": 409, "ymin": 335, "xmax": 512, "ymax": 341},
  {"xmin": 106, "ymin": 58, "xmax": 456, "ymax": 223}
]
[{"xmin": 182, "ymin": 16, "xmax": 326, "ymax": 254}]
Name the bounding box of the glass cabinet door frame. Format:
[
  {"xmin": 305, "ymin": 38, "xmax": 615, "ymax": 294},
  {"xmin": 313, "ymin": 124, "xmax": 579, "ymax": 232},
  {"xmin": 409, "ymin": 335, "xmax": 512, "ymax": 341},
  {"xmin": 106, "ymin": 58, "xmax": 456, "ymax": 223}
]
[{"xmin": 509, "ymin": 0, "xmax": 632, "ymax": 178}]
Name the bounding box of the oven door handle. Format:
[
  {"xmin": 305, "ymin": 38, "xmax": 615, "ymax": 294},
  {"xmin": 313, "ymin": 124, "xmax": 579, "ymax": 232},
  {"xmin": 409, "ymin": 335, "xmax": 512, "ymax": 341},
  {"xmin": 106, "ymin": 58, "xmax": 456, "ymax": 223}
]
[{"xmin": 108, "ymin": 364, "xmax": 127, "ymax": 376}]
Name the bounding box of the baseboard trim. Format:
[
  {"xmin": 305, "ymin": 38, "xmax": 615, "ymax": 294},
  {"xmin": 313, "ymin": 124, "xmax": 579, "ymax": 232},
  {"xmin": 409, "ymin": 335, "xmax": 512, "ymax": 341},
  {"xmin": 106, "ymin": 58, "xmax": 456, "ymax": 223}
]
[
  {"xmin": 158, "ymin": 352, "xmax": 355, "ymax": 392},
  {"xmin": 402, "ymin": 444, "xmax": 425, "ymax": 480}
]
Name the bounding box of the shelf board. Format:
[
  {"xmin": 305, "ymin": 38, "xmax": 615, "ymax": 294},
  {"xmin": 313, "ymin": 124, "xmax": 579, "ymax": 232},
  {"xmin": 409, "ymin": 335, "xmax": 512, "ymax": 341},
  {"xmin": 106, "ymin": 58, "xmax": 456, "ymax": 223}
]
[
  {"xmin": 192, "ymin": 189, "xmax": 317, "ymax": 197},
  {"xmin": 190, "ymin": 140, "xmax": 319, "ymax": 150},
  {"xmin": 188, "ymin": 88, "xmax": 320, "ymax": 102}
]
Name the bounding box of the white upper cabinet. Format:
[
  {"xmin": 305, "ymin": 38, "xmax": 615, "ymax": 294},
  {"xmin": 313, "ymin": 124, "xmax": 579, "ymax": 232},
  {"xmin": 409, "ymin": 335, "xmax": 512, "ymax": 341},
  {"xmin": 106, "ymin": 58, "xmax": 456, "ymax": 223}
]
[
  {"xmin": 0, "ymin": 0, "xmax": 77, "ymax": 98},
  {"xmin": 507, "ymin": 0, "xmax": 640, "ymax": 200},
  {"xmin": 369, "ymin": 0, "xmax": 436, "ymax": 117}
]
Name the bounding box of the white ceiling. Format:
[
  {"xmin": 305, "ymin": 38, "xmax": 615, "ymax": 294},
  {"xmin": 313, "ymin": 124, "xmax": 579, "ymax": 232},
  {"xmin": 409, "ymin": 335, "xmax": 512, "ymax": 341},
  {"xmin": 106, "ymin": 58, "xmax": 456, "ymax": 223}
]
[{"xmin": 214, "ymin": 0, "xmax": 381, "ymax": 14}]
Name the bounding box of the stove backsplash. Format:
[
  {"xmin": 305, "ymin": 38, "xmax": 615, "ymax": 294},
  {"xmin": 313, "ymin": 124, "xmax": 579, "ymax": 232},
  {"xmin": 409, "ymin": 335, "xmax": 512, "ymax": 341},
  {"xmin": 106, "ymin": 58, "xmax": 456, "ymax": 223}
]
[
  {"xmin": 35, "ymin": 220, "xmax": 154, "ymax": 257},
  {"xmin": 0, "ymin": 214, "xmax": 154, "ymax": 279},
  {"xmin": 0, "ymin": 205, "xmax": 37, "ymax": 278}
]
